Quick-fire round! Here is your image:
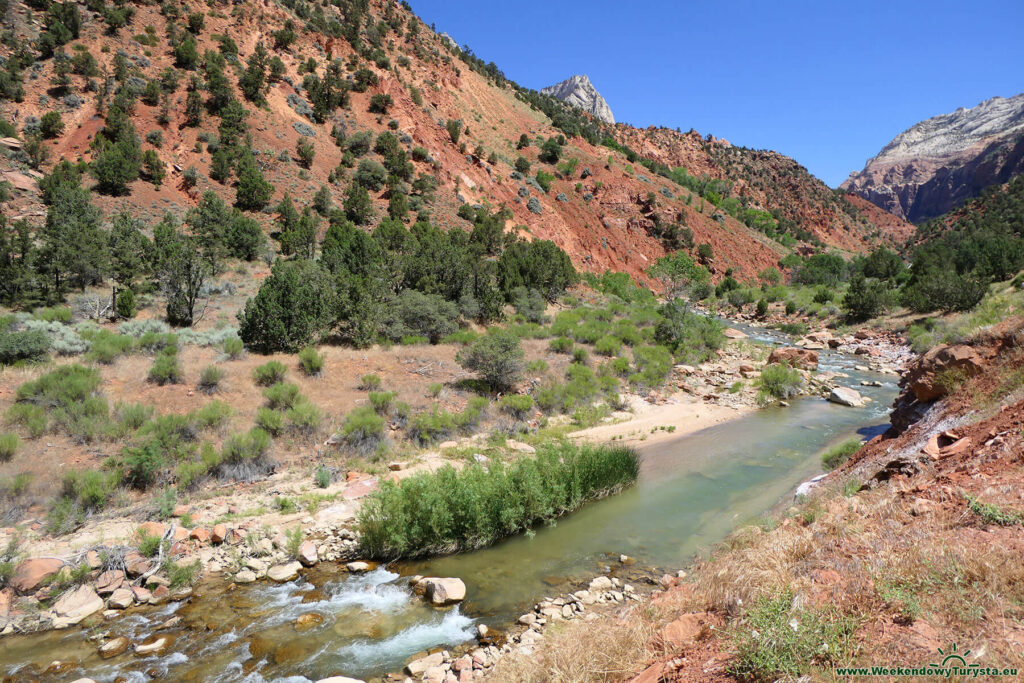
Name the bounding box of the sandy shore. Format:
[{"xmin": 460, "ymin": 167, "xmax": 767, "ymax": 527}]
[{"xmin": 569, "ymin": 391, "xmax": 752, "ymax": 449}]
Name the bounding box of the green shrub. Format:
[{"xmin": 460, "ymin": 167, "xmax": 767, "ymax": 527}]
[
  {"xmin": 441, "ymin": 330, "xmax": 478, "ymax": 345},
  {"xmin": 455, "ymin": 396, "xmax": 488, "ymax": 432},
  {"xmin": 339, "ymin": 406, "xmax": 385, "ymax": 455},
  {"xmin": 297, "ymin": 347, "xmax": 325, "ymax": 376},
  {"xmin": 499, "ymin": 394, "xmax": 534, "ymax": 420},
  {"xmin": 571, "ymin": 347, "xmax": 589, "ymax": 364},
  {"xmin": 115, "ymin": 288, "xmax": 136, "ymax": 318},
  {"xmin": 86, "ymin": 331, "xmax": 134, "ymax": 364},
  {"xmin": 729, "ymin": 590, "xmax": 856, "ymax": 680},
  {"xmin": 653, "ymin": 300, "xmax": 725, "ymax": 364},
  {"xmin": 409, "ymin": 406, "xmax": 457, "ymax": 445},
  {"xmin": 148, "ymin": 349, "xmax": 183, "ymax": 385},
  {"xmin": 0, "ymin": 433, "xmax": 20, "ymax": 462},
  {"xmin": 629, "ymin": 345, "xmax": 674, "ymax": 390},
  {"xmin": 286, "ymin": 400, "xmax": 322, "ymax": 434},
  {"xmin": 256, "ymin": 407, "xmax": 285, "ymax": 436},
  {"xmin": 526, "ymin": 359, "xmax": 548, "ymax": 373},
  {"xmin": 314, "ymin": 465, "xmax": 331, "ymax": 488},
  {"xmin": 358, "ymin": 373, "xmax": 382, "ymax": 391},
  {"xmin": 457, "ymin": 329, "xmax": 525, "ymax": 391},
  {"xmin": 549, "ymin": 336, "xmax": 574, "ymax": 353},
  {"xmin": 222, "ymin": 336, "xmax": 244, "ymax": 359},
  {"xmin": 594, "ymin": 335, "xmax": 622, "ymax": 356},
  {"xmin": 756, "ymin": 363, "xmax": 804, "ymax": 404},
  {"xmin": 136, "ymin": 529, "xmax": 163, "ymax": 557},
  {"xmin": 112, "ymin": 402, "xmax": 153, "ymax": 434},
  {"xmin": 369, "ymin": 390, "xmax": 397, "ymax": 414},
  {"xmin": 16, "ymin": 364, "xmax": 101, "ymax": 406},
  {"xmin": 263, "ymin": 382, "xmax": 301, "ymax": 410},
  {"xmin": 216, "ymin": 428, "xmax": 274, "ymax": 481},
  {"xmin": 0, "ymin": 328, "xmax": 51, "ymax": 365},
  {"xmin": 253, "ymin": 360, "xmax": 287, "ymax": 386},
  {"xmin": 821, "ymin": 438, "xmax": 862, "ymax": 470},
  {"xmin": 167, "ymin": 559, "xmax": 201, "ymax": 588},
  {"xmin": 6, "ymin": 403, "xmax": 48, "ymax": 438},
  {"xmin": 33, "ymin": 305, "xmax": 72, "ymax": 323},
  {"xmin": 428, "ymin": 383, "xmax": 443, "ymax": 397},
  {"xmin": 198, "ymin": 365, "xmax": 223, "ymax": 393},
  {"xmin": 191, "ymin": 400, "xmax": 232, "ymax": 430},
  {"xmin": 357, "ymin": 442, "xmax": 639, "ymax": 558}
]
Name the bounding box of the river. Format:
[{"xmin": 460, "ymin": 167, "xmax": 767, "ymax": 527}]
[{"xmin": 0, "ymin": 323, "xmax": 899, "ymax": 682}]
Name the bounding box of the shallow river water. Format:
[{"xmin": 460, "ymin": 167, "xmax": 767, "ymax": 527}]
[{"xmin": 0, "ymin": 323, "xmax": 899, "ymax": 682}]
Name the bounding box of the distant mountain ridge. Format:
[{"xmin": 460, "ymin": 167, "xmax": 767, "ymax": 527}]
[
  {"xmin": 842, "ymin": 93, "xmax": 1024, "ymax": 222},
  {"xmin": 541, "ymin": 75, "xmax": 615, "ymax": 124}
]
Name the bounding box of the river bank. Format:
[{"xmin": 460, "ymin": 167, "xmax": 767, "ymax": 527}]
[{"xmin": 0, "ymin": 322, "xmax": 908, "ymax": 681}]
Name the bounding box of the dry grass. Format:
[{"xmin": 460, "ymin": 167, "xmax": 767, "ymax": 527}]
[{"xmin": 488, "ymin": 604, "xmax": 657, "ymax": 683}]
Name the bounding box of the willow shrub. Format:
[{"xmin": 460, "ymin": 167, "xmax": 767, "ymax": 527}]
[{"xmin": 357, "ymin": 442, "xmax": 640, "ymax": 558}]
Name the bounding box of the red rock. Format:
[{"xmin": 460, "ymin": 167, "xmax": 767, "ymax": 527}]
[
  {"xmin": 342, "ymin": 478, "xmax": 379, "ymax": 500},
  {"xmin": 94, "ymin": 569, "xmax": 125, "ymax": 595},
  {"xmin": 211, "ymin": 524, "xmax": 228, "ymax": 544},
  {"xmin": 172, "ymin": 505, "xmax": 190, "ymax": 517},
  {"xmin": 170, "ymin": 527, "xmax": 190, "ymax": 542},
  {"xmin": 629, "ymin": 662, "xmax": 666, "ymax": 683},
  {"xmin": 124, "ymin": 553, "xmax": 151, "ymax": 578},
  {"xmin": 904, "ymin": 344, "xmax": 989, "ymax": 402},
  {"xmin": 767, "ymin": 347, "xmax": 818, "ymax": 370},
  {"xmin": 137, "ymin": 522, "xmax": 166, "ymax": 539},
  {"xmin": 658, "ymin": 612, "xmax": 717, "ymax": 649},
  {"xmin": 10, "ymin": 558, "xmax": 64, "ymax": 595},
  {"xmin": 190, "ymin": 527, "xmax": 210, "ymax": 543},
  {"xmin": 225, "ymin": 528, "xmax": 245, "ymax": 545},
  {"xmin": 131, "ymin": 586, "xmax": 153, "ymax": 603},
  {"xmin": 723, "ymin": 328, "xmax": 747, "ymax": 339},
  {"xmin": 149, "ymin": 585, "xmax": 170, "ymax": 605},
  {"xmin": 0, "ymin": 587, "xmax": 12, "ymax": 616},
  {"xmin": 938, "ymin": 436, "xmax": 973, "ymax": 459}
]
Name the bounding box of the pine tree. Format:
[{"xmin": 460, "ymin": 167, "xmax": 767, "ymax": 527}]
[{"xmin": 234, "ymin": 154, "xmax": 273, "ymax": 211}]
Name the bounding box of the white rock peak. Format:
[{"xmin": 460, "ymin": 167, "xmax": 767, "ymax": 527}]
[{"xmin": 541, "ymin": 74, "xmax": 615, "ymax": 124}]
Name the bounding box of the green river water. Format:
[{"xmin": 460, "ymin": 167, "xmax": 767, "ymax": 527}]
[{"xmin": 0, "ymin": 323, "xmax": 900, "ymax": 682}]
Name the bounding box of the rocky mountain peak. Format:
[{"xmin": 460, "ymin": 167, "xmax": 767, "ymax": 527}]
[
  {"xmin": 842, "ymin": 93, "xmax": 1024, "ymax": 222},
  {"xmin": 541, "ymin": 74, "xmax": 615, "ymax": 124}
]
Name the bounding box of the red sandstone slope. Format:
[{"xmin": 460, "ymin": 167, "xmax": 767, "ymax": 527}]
[{"xmin": 0, "ymin": 0, "xmax": 908, "ymax": 283}]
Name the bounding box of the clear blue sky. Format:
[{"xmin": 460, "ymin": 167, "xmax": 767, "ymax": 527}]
[{"xmin": 410, "ymin": 0, "xmax": 1024, "ymax": 188}]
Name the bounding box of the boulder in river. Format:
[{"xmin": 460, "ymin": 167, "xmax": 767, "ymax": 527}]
[
  {"xmin": 267, "ymin": 562, "xmax": 302, "ymax": 582},
  {"xmin": 418, "ymin": 577, "xmax": 466, "ymax": 605},
  {"xmin": 829, "ymin": 386, "xmax": 865, "ymax": 407},
  {"xmin": 98, "ymin": 636, "xmax": 130, "ymax": 658}
]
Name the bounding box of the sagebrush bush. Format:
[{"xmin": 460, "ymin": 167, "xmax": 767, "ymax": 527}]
[
  {"xmin": 0, "ymin": 433, "xmax": 20, "ymax": 462},
  {"xmin": 222, "ymin": 336, "xmax": 244, "ymax": 359},
  {"xmin": 339, "ymin": 406, "xmax": 385, "ymax": 455},
  {"xmin": 369, "ymin": 390, "xmax": 397, "ymax": 414},
  {"xmin": 86, "ymin": 331, "xmax": 134, "ymax": 364},
  {"xmin": 499, "ymin": 394, "xmax": 534, "ymax": 420},
  {"xmin": 148, "ymin": 349, "xmax": 183, "ymax": 385},
  {"xmin": 297, "ymin": 346, "xmax": 325, "ymax": 376},
  {"xmin": 5, "ymin": 403, "xmax": 47, "ymax": 438},
  {"xmin": 549, "ymin": 336, "xmax": 574, "ymax": 353},
  {"xmin": 256, "ymin": 407, "xmax": 285, "ymax": 436},
  {"xmin": 191, "ymin": 400, "xmax": 232, "ymax": 430},
  {"xmin": 120, "ymin": 319, "xmax": 171, "ymax": 338},
  {"xmin": 253, "ymin": 360, "xmax": 287, "ymax": 386},
  {"xmin": 263, "ymin": 382, "xmax": 302, "ymax": 410},
  {"xmin": 358, "ymin": 441, "xmax": 640, "ymax": 558},
  {"xmin": 358, "ymin": 373, "xmax": 382, "ymax": 390},
  {"xmin": 198, "ymin": 365, "xmax": 224, "ymax": 393},
  {"xmin": 216, "ymin": 428, "xmax": 274, "ymax": 481},
  {"xmin": 287, "ymin": 400, "xmax": 322, "ymax": 434}
]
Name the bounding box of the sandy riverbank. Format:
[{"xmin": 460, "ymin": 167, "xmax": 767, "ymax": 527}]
[{"xmin": 569, "ymin": 392, "xmax": 752, "ymax": 450}]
